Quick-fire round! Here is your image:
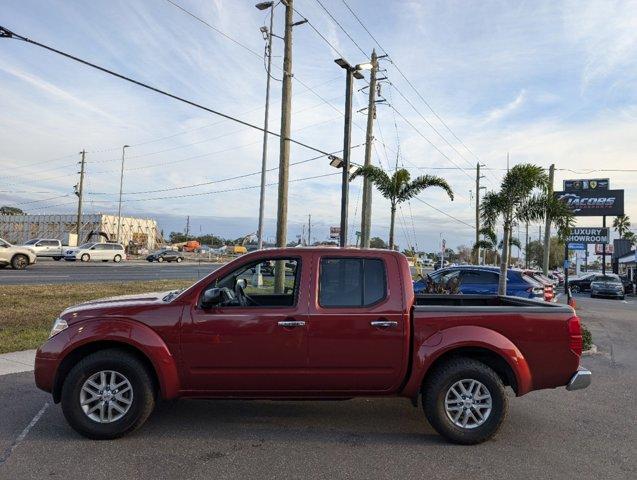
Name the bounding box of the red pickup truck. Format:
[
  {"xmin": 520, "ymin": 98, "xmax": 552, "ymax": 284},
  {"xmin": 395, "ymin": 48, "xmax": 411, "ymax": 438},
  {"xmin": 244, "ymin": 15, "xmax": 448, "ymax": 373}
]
[{"xmin": 35, "ymin": 248, "xmax": 590, "ymax": 444}]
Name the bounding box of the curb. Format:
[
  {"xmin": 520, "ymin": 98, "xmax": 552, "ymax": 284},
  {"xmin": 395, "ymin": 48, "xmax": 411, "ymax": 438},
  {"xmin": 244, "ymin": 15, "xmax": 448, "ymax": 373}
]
[
  {"xmin": 0, "ymin": 349, "xmax": 36, "ymax": 376},
  {"xmin": 582, "ymin": 344, "xmax": 598, "ymax": 356}
]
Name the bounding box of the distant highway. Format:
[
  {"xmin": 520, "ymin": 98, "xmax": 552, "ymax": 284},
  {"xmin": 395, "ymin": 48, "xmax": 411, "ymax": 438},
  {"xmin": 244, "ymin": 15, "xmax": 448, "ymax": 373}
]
[{"xmin": 0, "ymin": 259, "xmax": 224, "ymax": 285}]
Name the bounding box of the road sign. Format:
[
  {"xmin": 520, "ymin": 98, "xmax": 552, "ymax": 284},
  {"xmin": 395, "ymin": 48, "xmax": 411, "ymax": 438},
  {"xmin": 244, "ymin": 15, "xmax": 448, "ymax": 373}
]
[
  {"xmin": 555, "ymin": 189, "xmax": 624, "ymax": 217},
  {"xmin": 329, "ymin": 226, "xmax": 340, "ymax": 239},
  {"xmin": 563, "ymin": 178, "xmax": 609, "ymax": 191},
  {"xmin": 566, "ymin": 227, "xmax": 609, "ymax": 244},
  {"xmin": 568, "ymin": 242, "xmax": 586, "ymax": 251}
]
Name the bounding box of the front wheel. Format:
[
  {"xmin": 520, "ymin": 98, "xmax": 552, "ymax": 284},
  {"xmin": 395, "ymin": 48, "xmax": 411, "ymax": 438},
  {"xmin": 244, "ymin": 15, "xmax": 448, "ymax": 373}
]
[
  {"xmin": 11, "ymin": 254, "xmax": 29, "ymax": 270},
  {"xmin": 176, "ymin": 257, "xmax": 183, "ymax": 263},
  {"xmin": 61, "ymin": 349, "xmax": 155, "ymax": 439},
  {"xmin": 157, "ymin": 257, "xmax": 164, "ymax": 263},
  {"xmin": 80, "ymin": 253, "xmax": 90, "ymax": 262},
  {"xmin": 422, "ymin": 357, "xmax": 508, "ymax": 445}
]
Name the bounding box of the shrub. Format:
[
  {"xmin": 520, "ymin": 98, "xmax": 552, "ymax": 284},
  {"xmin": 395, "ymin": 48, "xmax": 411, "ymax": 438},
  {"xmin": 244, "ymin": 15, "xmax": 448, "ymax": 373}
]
[{"xmin": 582, "ymin": 324, "xmax": 593, "ymax": 351}]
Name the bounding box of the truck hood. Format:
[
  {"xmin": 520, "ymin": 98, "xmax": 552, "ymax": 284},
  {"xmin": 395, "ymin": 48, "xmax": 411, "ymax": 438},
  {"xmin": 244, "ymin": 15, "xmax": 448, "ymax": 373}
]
[{"xmin": 60, "ymin": 291, "xmax": 176, "ymax": 322}]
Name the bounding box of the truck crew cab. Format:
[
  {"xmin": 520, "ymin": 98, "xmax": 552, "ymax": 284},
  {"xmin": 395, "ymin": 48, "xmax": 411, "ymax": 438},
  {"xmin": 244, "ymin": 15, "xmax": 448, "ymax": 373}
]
[{"xmin": 35, "ymin": 248, "xmax": 590, "ymax": 444}]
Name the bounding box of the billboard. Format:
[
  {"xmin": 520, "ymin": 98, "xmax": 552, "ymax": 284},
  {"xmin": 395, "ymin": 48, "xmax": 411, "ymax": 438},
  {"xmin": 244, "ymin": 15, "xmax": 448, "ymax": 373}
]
[
  {"xmin": 595, "ymin": 244, "xmax": 613, "ymax": 255},
  {"xmin": 563, "ymin": 178, "xmax": 609, "ymax": 191},
  {"xmin": 555, "ymin": 189, "xmax": 624, "ymax": 217},
  {"xmin": 329, "ymin": 226, "xmax": 340, "ymax": 239},
  {"xmin": 566, "ymin": 227, "xmax": 609, "ymax": 244}
]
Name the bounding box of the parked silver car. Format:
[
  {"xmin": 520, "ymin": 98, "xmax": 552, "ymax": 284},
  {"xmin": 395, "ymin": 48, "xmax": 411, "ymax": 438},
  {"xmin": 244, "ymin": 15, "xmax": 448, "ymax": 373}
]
[
  {"xmin": 0, "ymin": 237, "xmax": 38, "ymax": 269},
  {"xmin": 64, "ymin": 242, "xmax": 126, "ymax": 262}
]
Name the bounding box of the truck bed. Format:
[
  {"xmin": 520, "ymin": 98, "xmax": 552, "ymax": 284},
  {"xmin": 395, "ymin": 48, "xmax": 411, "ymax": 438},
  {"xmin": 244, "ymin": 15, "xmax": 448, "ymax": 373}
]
[{"xmin": 414, "ymin": 294, "xmax": 572, "ymax": 312}]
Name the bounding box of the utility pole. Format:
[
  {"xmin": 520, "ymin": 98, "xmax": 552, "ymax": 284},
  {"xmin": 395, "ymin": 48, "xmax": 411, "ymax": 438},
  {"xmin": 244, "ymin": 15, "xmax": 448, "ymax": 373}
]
[
  {"xmin": 474, "ymin": 163, "xmax": 486, "ymax": 264},
  {"xmin": 542, "ymin": 164, "xmax": 554, "ymax": 275},
  {"xmin": 307, "ymin": 214, "xmax": 311, "ymax": 246},
  {"xmin": 339, "ymin": 65, "xmax": 355, "ymax": 248},
  {"xmin": 360, "ymin": 49, "xmax": 378, "ymax": 249},
  {"xmin": 75, "ymin": 150, "xmax": 86, "ymax": 240},
  {"xmin": 185, "ymin": 215, "xmax": 190, "ymax": 239},
  {"xmin": 274, "ymin": 0, "xmax": 294, "ymax": 292},
  {"xmin": 256, "ymin": 1, "xmax": 275, "ymax": 251},
  {"xmin": 116, "ymin": 145, "xmax": 130, "ymax": 244}
]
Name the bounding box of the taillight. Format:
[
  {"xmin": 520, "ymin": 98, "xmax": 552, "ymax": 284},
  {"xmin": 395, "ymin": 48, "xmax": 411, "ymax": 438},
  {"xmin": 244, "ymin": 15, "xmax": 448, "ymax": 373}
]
[{"xmin": 568, "ymin": 316, "xmax": 583, "ymax": 356}]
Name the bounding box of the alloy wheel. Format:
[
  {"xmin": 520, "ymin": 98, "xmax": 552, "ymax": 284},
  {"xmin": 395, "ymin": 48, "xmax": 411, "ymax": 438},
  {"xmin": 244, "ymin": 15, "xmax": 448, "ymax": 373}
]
[
  {"xmin": 80, "ymin": 370, "xmax": 134, "ymax": 423},
  {"xmin": 444, "ymin": 379, "xmax": 492, "ymax": 429}
]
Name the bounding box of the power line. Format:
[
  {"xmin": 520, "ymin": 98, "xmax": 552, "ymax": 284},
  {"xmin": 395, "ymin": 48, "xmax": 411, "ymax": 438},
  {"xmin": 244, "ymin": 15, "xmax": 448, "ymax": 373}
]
[
  {"xmin": 0, "ymin": 26, "xmax": 334, "ymax": 158},
  {"xmin": 312, "ymin": 0, "xmax": 367, "ymax": 56},
  {"xmin": 413, "ymin": 196, "xmax": 475, "ymax": 229}
]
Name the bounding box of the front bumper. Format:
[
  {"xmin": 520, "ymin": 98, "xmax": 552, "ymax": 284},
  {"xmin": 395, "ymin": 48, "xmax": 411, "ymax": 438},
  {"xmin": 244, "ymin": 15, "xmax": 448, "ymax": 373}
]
[{"xmin": 566, "ymin": 368, "xmax": 592, "ymax": 391}]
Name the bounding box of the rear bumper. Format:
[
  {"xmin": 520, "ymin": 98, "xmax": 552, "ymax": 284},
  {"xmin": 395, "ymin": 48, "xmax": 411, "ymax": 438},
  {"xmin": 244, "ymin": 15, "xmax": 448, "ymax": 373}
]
[{"xmin": 566, "ymin": 368, "xmax": 591, "ymax": 391}]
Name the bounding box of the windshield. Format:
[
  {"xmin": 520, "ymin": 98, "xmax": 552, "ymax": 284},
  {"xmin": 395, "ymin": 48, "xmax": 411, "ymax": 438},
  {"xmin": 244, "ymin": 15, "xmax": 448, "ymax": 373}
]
[
  {"xmin": 0, "ymin": 238, "xmax": 10, "ymax": 248},
  {"xmin": 78, "ymin": 243, "xmax": 95, "ymax": 249},
  {"xmin": 592, "ymin": 275, "xmax": 620, "ymax": 283}
]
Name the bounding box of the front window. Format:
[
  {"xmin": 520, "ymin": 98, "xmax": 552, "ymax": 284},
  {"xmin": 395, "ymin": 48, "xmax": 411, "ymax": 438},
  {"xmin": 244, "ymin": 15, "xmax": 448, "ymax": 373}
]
[
  {"xmin": 79, "ymin": 243, "xmax": 94, "ymax": 249},
  {"xmin": 203, "ymin": 257, "xmax": 300, "ymax": 307},
  {"xmin": 24, "ymin": 239, "xmax": 39, "ymax": 245}
]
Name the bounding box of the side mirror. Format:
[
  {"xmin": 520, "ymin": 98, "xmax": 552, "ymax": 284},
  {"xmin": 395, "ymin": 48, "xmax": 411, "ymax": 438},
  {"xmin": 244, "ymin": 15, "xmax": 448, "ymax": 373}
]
[{"xmin": 201, "ymin": 288, "xmax": 222, "ymax": 309}]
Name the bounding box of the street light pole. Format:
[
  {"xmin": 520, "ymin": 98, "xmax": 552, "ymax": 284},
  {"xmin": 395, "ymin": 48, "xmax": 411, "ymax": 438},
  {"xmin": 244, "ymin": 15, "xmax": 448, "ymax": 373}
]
[
  {"xmin": 116, "ymin": 144, "xmax": 130, "ymax": 244},
  {"xmin": 335, "ymin": 58, "xmax": 369, "ymax": 248},
  {"xmin": 256, "ymin": 1, "xmax": 274, "ymax": 251}
]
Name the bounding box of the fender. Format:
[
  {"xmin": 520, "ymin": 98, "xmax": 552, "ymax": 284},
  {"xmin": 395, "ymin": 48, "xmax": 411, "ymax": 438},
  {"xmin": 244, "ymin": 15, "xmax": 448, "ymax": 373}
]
[
  {"xmin": 401, "ymin": 325, "xmax": 532, "ymax": 398},
  {"xmin": 39, "ymin": 318, "xmax": 181, "ymax": 400}
]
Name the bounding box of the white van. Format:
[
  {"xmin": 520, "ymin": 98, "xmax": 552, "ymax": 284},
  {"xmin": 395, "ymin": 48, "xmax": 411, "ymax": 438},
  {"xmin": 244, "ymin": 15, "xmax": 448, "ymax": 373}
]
[{"xmin": 64, "ymin": 242, "xmax": 126, "ymax": 262}]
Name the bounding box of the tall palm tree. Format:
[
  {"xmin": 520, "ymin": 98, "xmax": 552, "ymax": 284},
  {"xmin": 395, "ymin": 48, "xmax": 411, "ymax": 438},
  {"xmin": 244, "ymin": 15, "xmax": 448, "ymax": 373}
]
[
  {"xmin": 613, "ymin": 215, "xmax": 631, "ymax": 238},
  {"xmin": 481, "ymin": 164, "xmax": 552, "ymax": 295},
  {"xmin": 472, "ymin": 227, "xmax": 497, "ymax": 265},
  {"xmin": 350, "ymin": 166, "xmax": 454, "ymax": 249}
]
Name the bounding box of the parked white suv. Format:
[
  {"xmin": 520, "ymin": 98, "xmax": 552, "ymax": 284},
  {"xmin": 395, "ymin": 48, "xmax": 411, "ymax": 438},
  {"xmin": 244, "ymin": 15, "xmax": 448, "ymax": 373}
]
[
  {"xmin": 0, "ymin": 237, "xmax": 38, "ymax": 269},
  {"xmin": 64, "ymin": 242, "xmax": 126, "ymax": 262}
]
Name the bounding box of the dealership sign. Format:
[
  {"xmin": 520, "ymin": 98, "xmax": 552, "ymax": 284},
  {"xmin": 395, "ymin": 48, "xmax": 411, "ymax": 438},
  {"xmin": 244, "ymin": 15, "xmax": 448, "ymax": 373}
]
[
  {"xmin": 566, "ymin": 227, "xmax": 609, "ymax": 244},
  {"xmin": 329, "ymin": 226, "xmax": 340, "ymax": 239},
  {"xmin": 563, "ymin": 178, "xmax": 609, "ymax": 191},
  {"xmin": 595, "ymin": 244, "xmax": 613, "ymax": 255},
  {"xmin": 555, "ymin": 189, "xmax": 624, "ymax": 217},
  {"xmin": 567, "ymin": 242, "xmax": 586, "ymax": 251}
]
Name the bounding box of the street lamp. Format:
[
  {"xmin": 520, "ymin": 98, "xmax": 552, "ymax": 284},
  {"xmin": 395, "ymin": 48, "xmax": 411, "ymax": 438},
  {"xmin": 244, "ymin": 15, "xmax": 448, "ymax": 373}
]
[
  {"xmin": 333, "ymin": 57, "xmax": 371, "ymax": 247},
  {"xmin": 116, "ymin": 145, "xmax": 130, "ymax": 244}
]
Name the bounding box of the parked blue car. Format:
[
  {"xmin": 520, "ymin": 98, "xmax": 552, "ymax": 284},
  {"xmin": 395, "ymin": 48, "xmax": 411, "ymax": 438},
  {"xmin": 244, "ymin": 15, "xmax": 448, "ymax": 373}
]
[{"xmin": 413, "ymin": 265, "xmax": 545, "ymax": 300}]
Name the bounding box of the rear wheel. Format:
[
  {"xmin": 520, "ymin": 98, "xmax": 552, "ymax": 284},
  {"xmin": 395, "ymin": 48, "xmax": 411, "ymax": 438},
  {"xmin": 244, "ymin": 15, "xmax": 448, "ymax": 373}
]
[
  {"xmin": 53, "ymin": 256, "xmax": 62, "ymax": 261},
  {"xmin": 422, "ymin": 357, "xmax": 508, "ymax": 445},
  {"xmin": 113, "ymin": 254, "xmax": 122, "ymax": 263},
  {"xmin": 80, "ymin": 253, "xmax": 90, "ymax": 262},
  {"xmin": 176, "ymin": 257, "xmax": 183, "ymax": 263},
  {"xmin": 61, "ymin": 349, "xmax": 155, "ymax": 439},
  {"xmin": 11, "ymin": 254, "xmax": 29, "ymax": 270}
]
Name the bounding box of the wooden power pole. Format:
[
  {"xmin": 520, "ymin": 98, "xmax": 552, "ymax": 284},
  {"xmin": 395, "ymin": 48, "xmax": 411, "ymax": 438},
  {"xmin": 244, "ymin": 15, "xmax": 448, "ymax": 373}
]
[
  {"xmin": 75, "ymin": 150, "xmax": 86, "ymax": 239},
  {"xmin": 360, "ymin": 49, "xmax": 378, "ymax": 249},
  {"xmin": 274, "ymin": 0, "xmax": 294, "ymax": 292}
]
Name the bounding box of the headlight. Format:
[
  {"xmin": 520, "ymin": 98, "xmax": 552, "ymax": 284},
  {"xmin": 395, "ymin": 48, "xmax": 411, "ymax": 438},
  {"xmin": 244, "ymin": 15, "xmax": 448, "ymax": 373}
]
[{"xmin": 49, "ymin": 318, "xmax": 68, "ymax": 338}]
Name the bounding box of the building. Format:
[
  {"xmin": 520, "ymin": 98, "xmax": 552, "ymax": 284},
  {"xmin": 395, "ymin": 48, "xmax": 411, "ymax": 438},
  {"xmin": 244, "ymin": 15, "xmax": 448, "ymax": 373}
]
[{"xmin": 0, "ymin": 214, "xmax": 161, "ymax": 249}]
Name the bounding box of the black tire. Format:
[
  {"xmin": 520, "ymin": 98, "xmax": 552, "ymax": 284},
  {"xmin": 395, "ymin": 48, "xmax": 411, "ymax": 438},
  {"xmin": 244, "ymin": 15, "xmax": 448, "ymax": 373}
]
[
  {"xmin": 176, "ymin": 257, "xmax": 183, "ymax": 263},
  {"xmin": 590, "ymin": 293, "xmax": 595, "ymax": 298},
  {"xmin": 113, "ymin": 254, "xmax": 122, "ymax": 263},
  {"xmin": 80, "ymin": 253, "xmax": 90, "ymax": 262},
  {"xmin": 53, "ymin": 256, "xmax": 62, "ymax": 261},
  {"xmin": 157, "ymin": 257, "xmax": 164, "ymax": 263},
  {"xmin": 570, "ymin": 285, "xmax": 580, "ymax": 294},
  {"xmin": 61, "ymin": 349, "xmax": 155, "ymax": 440},
  {"xmin": 11, "ymin": 254, "xmax": 29, "ymax": 270},
  {"xmin": 422, "ymin": 357, "xmax": 508, "ymax": 445}
]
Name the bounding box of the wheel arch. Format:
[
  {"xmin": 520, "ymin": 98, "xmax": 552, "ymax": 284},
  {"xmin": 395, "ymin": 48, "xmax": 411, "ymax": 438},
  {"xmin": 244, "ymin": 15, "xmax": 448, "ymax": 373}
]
[{"xmin": 51, "ymin": 321, "xmax": 181, "ymax": 403}]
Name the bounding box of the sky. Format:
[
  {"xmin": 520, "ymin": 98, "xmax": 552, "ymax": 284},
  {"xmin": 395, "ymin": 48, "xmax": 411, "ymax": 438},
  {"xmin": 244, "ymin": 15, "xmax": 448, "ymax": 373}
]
[{"xmin": 1, "ymin": 0, "xmax": 636, "ymax": 252}]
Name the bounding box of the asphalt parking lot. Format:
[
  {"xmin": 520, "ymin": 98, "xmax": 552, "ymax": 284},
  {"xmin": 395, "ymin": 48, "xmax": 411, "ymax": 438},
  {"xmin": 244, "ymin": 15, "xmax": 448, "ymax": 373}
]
[
  {"xmin": 0, "ymin": 294, "xmax": 635, "ymax": 480},
  {"xmin": 0, "ymin": 259, "xmax": 223, "ymax": 285}
]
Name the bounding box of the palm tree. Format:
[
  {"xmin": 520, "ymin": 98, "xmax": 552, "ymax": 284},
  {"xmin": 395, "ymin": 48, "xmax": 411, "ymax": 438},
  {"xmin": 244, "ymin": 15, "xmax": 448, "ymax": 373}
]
[
  {"xmin": 481, "ymin": 164, "xmax": 552, "ymax": 295},
  {"xmin": 613, "ymin": 215, "xmax": 631, "ymax": 238},
  {"xmin": 472, "ymin": 227, "xmax": 497, "ymax": 265},
  {"xmin": 350, "ymin": 166, "xmax": 454, "ymax": 249}
]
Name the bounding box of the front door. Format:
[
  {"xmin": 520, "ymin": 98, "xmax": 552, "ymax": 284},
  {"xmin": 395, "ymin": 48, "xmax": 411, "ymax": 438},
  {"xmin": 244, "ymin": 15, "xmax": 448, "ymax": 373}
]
[
  {"xmin": 181, "ymin": 256, "xmax": 311, "ymax": 393},
  {"xmin": 306, "ymin": 254, "xmax": 406, "ymax": 393}
]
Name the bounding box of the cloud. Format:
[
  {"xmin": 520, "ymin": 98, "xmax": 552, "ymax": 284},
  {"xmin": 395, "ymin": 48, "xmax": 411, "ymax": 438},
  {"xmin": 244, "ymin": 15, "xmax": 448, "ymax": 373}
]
[{"xmin": 483, "ymin": 90, "xmax": 527, "ymax": 124}]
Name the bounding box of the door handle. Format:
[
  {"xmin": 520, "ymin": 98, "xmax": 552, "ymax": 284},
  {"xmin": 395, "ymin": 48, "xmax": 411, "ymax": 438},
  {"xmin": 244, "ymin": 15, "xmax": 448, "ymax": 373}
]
[
  {"xmin": 370, "ymin": 320, "xmax": 398, "ymax": 329},
  {"xmin": 278, "ymin": 320, "xmax": 306, "ymax": 328}
]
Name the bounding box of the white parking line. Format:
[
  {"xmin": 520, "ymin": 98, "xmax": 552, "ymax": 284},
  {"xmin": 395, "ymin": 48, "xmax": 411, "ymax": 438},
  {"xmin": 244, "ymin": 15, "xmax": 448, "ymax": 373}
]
[{"xmin": 0, "ymin": 402, "xmax": 49, "ymax": 466}]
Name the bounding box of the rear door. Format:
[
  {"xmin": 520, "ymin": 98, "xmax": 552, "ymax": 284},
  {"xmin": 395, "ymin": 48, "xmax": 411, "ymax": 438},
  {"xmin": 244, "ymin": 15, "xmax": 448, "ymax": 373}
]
[{"xmin": 306, "ymin": 254, "xmax": 406, "ymax": 392}]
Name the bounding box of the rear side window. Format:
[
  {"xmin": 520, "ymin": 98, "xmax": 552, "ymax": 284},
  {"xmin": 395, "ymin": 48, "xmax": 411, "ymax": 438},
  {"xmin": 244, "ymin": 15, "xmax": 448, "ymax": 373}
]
[
  {"xmin": 461, "ymin": 270, "xmax": 498, "ymax": 284},
  {"xmin": 319, "ymin": 258, "xmax": 386, "ymax": 308}
]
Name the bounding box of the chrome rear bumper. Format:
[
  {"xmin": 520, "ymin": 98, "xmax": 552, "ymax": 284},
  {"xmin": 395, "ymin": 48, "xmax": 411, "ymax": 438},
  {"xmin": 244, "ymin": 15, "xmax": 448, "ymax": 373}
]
[{"xmin": 566, "ymin": 368, "xmax": 592, "ymax": 391}]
